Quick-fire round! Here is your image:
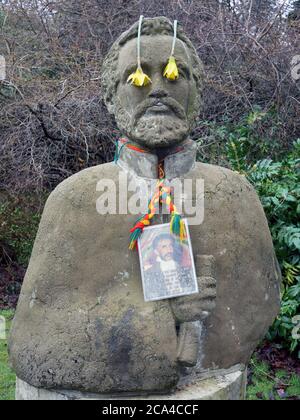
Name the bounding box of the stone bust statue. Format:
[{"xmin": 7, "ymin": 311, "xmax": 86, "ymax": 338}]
[{"xmin": 9, "ymin": 17, "xmax": 281, "ymax": 398}]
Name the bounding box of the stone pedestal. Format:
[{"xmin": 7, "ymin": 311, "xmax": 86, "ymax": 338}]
[{"xmin": 16, "ymin": 367, "xmax": 247, "ymax": 400}]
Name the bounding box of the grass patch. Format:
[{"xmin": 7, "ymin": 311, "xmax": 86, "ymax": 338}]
[
  {"xmin": 247, "ymin": 356, "xmax": 300, "ymax": 400},
  {"xmin": 0, "ymin": 310, "xmax": 16, "ymax": 400}
]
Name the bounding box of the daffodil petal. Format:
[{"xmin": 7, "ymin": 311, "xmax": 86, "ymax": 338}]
[
  {"xmin": 127, "ymin": 67, "xmax": 152, "ymax": 87},
  {"xmin": 164, "ymin": 56, "xmax": 179, "ymax": 81},
  {"xmin": 143, "ymin": 73, "xmax": 152, "ymax": 86}
]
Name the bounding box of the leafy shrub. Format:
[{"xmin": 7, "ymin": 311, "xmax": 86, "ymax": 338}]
[
  {"xmin": 0, "ymin": 194, "xmax": 44, "ymax": 308},
  {"xmin": 0, "ymin": 195, "xmax": 43, "ymax": 266},
  {"xmin": 206, "ymin": 115, "xmax": 300, "ymax": 355},
  {"xmin": 246, "ymin": 141, "xmax": 299, "ymax": 355},
  {"xmin": 247, "ymin": 144, "xmax": 300, "ymax": 267},
  {"xmin": 197, "ymin": 107, "xmax": 289, "ymax": 168},
  {"xmin": 267, "ymin": 280, "xmax": 300, "ymax": 354}
]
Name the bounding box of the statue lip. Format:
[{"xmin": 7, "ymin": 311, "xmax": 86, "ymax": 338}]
[{"xmin": 144, "ymin": 100, "xmax": 171, "ymax": 114}]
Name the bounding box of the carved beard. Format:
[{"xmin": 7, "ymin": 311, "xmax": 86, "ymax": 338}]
[
  {"xmin": 130, "ymin": 115, "xmax": 189, "ymax": 149},
  {"xmin": 114, "ymin": 98, "xmax": 190, "ymax": 149}
]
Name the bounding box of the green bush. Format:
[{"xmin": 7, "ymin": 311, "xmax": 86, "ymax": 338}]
[
  {"xmin": 0, "ymin": 195, "xmax": 43, "ymax": 266},
  {"xmin": 246, "ymin": 141, "xmax": 300, "ymax": 355},
  {"xmin": 197, "ymin": 107, "xmax": 288, "ymax": 168},
  {"xmin": 203, "ymin": 114, "xmax": 300, "ymax": 355},
  {"xmin": 247, "ymin": 143, "xmax": 300, "ymax": 268},
  {"xmin": 267, "ymin": 281, "xmax": 300, "ymax": 354}
]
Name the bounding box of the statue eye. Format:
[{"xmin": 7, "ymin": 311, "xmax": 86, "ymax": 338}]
[
  {"xmin": 163, "ymin": 57, "xmax": 179, "ymax": 81},
  {"xmin": 163, "ymin": 58, "xmax": 190, "ymax": 82},
  {"xmin": 127, "ymin": 66, "xmax": 152, "ymax": 87}
]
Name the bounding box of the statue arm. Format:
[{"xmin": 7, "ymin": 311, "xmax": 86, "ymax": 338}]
[
  {"xmin": 170, "ymin": 255, "xmax": 217, "ymax": 323},
  {"xmin": 170, "ymin": 255, "xmax": 217, "ymax": 367}
]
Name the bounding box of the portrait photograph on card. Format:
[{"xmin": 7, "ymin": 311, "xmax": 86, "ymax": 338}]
[{"xmin": 138, "ymin": 220, "xmax": 198, "ymax": 302}]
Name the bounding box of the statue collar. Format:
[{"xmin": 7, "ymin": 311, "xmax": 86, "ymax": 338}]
[{"xmin": 116, "ymin": 138, "xmax": 197, "ymax": 180}]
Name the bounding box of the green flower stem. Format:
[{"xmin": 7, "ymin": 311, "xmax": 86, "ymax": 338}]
[
  {"xmin": 171, "ymin": 20, "xmax": 178, "ymax": 57},
  {"xmin": 137, "ymin": 15, "xmax": 143, "ymax": 68}
]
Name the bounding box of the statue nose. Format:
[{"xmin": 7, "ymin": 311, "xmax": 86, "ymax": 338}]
[{"xmin": 149, "ymin": 89, "xmax": 168, "ymax": 99}]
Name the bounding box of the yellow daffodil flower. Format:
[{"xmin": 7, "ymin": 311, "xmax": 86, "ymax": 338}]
[
  {"xmin": 126, "ymin": 16, "xmax": 152, "ymax": 88},
  {"xmin": 127, "ymin": 66, "xmax": 152, "ymax": 87},
  {"xmin": 164, "ymin": 56, "xmax": 179, "ymax": 81}
]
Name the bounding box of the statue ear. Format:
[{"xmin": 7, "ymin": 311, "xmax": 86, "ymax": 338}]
[
  {"xmin": 100, "ymin": 63, "xmax": 117, "ymax": 115},
  {"xmin": 103, "ymin": 90, "xmax": 115, "ymax": 115}
]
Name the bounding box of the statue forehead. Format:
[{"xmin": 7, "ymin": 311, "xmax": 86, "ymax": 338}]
[{"xmin": 117, "ymin": 35, "xmax": 191, "ymax": 69}]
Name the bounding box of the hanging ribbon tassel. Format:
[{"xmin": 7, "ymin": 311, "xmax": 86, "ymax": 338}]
[
  {"xmin": 114, "ymin": 139, "xmax": 187, "ymax": 250},
  {"xmin": 129, "ymin": 187, "xmax": 161, "ymax": 250},
  {"xmin": 129, "ymin": 180, "xmax": 187, "ymax": 250},
  {"xmin": 161, "ymin": 184, "xmax": 187, "ymax": 243}
]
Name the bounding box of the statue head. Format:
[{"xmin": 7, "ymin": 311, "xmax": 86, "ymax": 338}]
[{"xmin": 101, "ymin": 17, "xmax": 204, "ymax": 149}]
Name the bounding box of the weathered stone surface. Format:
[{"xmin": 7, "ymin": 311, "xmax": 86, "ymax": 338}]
[
  {"xmin": 9, "ymin": 161, "xmax": 280, "ymax": 393},
  {"xmin": 16, "ymin": 367, "xmax": 247, "ymax": 400}
]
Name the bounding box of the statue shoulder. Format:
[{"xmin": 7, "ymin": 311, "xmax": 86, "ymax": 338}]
[
  {"xmin": 46, "ymin": 162, "xmax": 118, "ymax": 208},
  {"xmin": 191, "ymin": 161, "xmax": 266, "ymax": 220},
  {"xmin": 193, "ymin": 161, "xmax": 253, "ymax": 188},
  {"xmin": 192, "ymin": 161, "xmax": 257, "ymax": 196},
  {"xmin": 29, "ymin": 162, "xmax": 120, "ymax": 263}
]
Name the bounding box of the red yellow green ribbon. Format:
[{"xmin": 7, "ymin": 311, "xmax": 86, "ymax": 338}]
[
  {"xmin": 129, "ymin": 176, "xmax": 187, "ymax": 251},
  {"xmin": 114, "ymin": 139, "xmax": 187, "ymax": 250}
]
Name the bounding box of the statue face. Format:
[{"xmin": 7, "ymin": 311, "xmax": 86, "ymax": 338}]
[{"xmin": 115, "ymin": 35, "xmax": 196, "ymax": 149}]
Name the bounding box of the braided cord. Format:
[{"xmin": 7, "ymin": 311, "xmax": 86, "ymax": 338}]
[
  {"xmin": 115, "ymin": 138, "xmax": 187, "ymax": 250},
  {"xmin": 129, "ymin": 178, "xmax": 187, "ymax": 250}
]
